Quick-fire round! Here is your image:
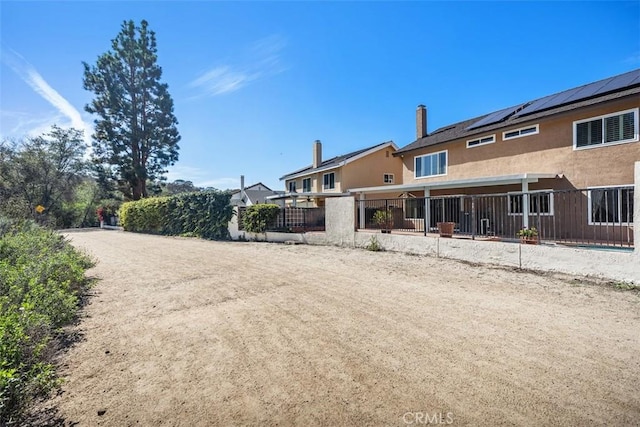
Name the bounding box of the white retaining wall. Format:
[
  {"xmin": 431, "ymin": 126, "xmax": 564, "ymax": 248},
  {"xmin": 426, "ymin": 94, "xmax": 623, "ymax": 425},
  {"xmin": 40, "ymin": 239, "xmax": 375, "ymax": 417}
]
[{"xmin": 229, "ymin": 162, "xmax": 640, "ymax": 283}]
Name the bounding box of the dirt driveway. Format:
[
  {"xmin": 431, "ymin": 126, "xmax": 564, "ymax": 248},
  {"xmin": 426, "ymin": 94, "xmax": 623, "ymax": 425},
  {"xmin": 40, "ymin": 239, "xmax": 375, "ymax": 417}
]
[{"xmin": 51, "ymin": 230, "xmax": 639, "ymax": 426}]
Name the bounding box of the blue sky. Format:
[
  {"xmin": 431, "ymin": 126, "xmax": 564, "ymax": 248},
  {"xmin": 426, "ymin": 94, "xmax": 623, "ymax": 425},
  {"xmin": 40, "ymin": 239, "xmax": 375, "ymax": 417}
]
[{"xmin": 1, "ymin": 1, "xmax": 639, "ymax": 191}]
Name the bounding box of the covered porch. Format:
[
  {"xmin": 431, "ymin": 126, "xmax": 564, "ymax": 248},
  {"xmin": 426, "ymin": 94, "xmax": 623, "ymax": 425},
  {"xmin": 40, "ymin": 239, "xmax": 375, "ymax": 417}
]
[
  {"xmin": 350, "ymin": 173, "xmax": 558, "ymax": 232},
  {"xmin": 349, "ymin": 173, "xmax": 635, "ymax": 248}
]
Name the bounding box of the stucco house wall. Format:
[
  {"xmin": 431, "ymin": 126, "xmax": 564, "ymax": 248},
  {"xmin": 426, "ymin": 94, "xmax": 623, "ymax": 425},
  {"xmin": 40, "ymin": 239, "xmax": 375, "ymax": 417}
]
[{"xmin": 400, "ymin": 96, "xmax": 639, "ymax": 190}]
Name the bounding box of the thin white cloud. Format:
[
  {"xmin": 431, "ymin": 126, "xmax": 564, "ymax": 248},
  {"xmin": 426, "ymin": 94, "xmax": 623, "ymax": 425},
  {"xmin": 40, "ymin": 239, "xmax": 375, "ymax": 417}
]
[
  {"xmin": 189, "ymin": 34, "xmax": 287, "ymax": 98},
  {"xmin": 1, "ymin": 48, "xmax": 93, "ymax": 144},
  {"xmin": 189, "ymin": 66, "xmax": 257, "ymax": 96},
  {"xmin": 0, "ymin": 110, "xmax": 56, "ymax": 136}
]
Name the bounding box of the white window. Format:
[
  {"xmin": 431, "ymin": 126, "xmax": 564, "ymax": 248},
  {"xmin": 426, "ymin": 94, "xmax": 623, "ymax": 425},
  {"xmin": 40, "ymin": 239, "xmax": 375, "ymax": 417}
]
[
  {"xmin": 574, "ymin": 108, "xmax": 638, "ymax": 149},
  {"xmin": 323, "ymin": 172, "xmax": 335, "ymax": 190},
  {"xmin": 415, "ymin": 150, "xmax": 447, "ymax": 178},
  {"xmin": 288, "ymin": 181, "xmax": 296, "ymax": 192},
  {"xmin": 383, "ymin": 173, "xmax": 394, "ymax": 184},
  {"xmin": 503, "ymin": 124, "xmax": 539, "ymax": 140},
  {"xmin": 508, "ymin": 191, "xmax": 554, "ymax": 216},
  {"xmin": 302, "ymin": 178, "xmax": 311, "ymax": 192},
  {"xmin": 588, "ymin": 186, "xmax": 634, "ymax": 225},
  {"xmin": 466, "ymin": 134, "xmax": 495, "ymax": 148}
]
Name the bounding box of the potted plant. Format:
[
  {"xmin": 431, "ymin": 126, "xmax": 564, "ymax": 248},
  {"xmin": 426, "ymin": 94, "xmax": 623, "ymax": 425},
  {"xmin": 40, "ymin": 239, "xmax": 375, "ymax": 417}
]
[
  {"xmin": 373, "ymin": 208, "xmax": 394, "ymax": 233},
  {"xmin": 517, "ymin": 227, "xmax": 539, "ymax": 244},
  {"xmin": 437, "ymin": 222, "xmax": 455, "ymax": 238}
]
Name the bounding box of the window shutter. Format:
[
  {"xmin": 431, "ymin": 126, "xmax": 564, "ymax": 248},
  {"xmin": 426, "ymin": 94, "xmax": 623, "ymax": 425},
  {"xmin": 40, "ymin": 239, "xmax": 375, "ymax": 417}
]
[
  {"xmin": 590, "ymin": 119, "xmax": 603, "ymax": 145},
  {"xmin": 576, "ymin": 122, "xmax": 589, "ymax": 146},
  {"xmin": 605, "ymin": 115, "xmax": 621, "ymax": 143},
  {"xmin": 622, "ymin": 112, "xmax": 635, "ymax": 140}
]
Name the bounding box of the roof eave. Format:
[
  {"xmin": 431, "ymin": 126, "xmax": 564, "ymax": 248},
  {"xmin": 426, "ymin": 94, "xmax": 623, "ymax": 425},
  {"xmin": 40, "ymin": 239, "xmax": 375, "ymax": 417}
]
[
  {"xmin": 279, "ymin": 141, "xmax": 398, "ymax": 180},
  {"xmin": 349, "ymin": 173, "xmax": 559, "ymax": 194}
]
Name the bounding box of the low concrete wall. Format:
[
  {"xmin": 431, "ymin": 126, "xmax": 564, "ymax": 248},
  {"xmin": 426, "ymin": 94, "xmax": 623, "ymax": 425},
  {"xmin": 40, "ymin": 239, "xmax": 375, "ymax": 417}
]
[
  {"xmin": 356, "ymin": 231, "xmax": 637, "ymax": 283},
  {"xmin": 355, "ymin": 232, "xmax": 437, "ymax": 257},
  {"xmin": 229, "ymin": 192, "xmax": 640, "ymax": 284},
  {"xmin": 228, "ymin": 207, "xmax": 327, "ymax": 244},
  {"xmin": 520, "ymin": 244, "xmax": 637, "ymax": 283}
]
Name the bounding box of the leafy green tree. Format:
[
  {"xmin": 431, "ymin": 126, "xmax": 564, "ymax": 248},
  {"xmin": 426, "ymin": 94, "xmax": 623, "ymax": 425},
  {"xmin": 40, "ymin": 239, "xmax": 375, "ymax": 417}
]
[
  {"xmin": 0, "ymin": 126, "xmax": 87, "ymax": 224},
  {"xmin": 83, "ymin": 19, "xmax": 180, "ymax": 201},
  {"xmin": 162, "ymin": 179, "xmax": 199, "ymax": 195}
]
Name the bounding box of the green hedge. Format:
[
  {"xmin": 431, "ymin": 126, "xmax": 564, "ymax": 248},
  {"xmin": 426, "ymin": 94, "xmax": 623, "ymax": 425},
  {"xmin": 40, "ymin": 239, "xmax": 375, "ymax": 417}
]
[
  {"xmin": 119, "ymin": 190, "xmax": 233, "ymax": 240},
  {"xmin": 243, "ymin": 204, "xmax": 281, "ymax": 233},
  {"xmin": 119, "ymin": 196, "xmax": 171, "ymax": 234},
  {"xmin": 0, "ymin": 220, "xmax": 93, "ymax": 423}
]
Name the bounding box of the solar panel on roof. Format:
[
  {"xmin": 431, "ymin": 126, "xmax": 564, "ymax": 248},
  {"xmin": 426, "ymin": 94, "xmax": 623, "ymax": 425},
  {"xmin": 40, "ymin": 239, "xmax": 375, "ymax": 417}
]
[
  {"xmin": 597, "ymin": 71, "xmax": 640, "ymax": 93},
  {"xmin": 466, "ymin": 104, "xmax": 524, "ymax": 130},
  {"xmin": 515, "ymin": 69, "xmax": 640, "ymax": 117}
]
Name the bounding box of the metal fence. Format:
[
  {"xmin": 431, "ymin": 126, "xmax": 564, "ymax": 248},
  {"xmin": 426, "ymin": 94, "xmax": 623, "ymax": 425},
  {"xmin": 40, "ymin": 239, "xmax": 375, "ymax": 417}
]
[
  {"xmin": 237, "ymin": 206, "xmax": 325, "ymax": 232},
  {"xmin": 359, "ymin": 186, "xmax": 634, "ymax": 248},
  {"xmin": 268, "ymin": 207, "xmax": 326, "ymax": 232}
]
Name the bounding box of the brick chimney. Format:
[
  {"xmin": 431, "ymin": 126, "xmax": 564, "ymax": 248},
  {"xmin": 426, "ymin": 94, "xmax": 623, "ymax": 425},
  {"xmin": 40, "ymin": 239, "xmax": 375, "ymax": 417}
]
[
  {"xmin": 416, "ymin": 105, "xmax": 427, "ymax": 139},
  {"xmin": 313, "ymin": 140, "xmax": 322, "ymax": 168}
]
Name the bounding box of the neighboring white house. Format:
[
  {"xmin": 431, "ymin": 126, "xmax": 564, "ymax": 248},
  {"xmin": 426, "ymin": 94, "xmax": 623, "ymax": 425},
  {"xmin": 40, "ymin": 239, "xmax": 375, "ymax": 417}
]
[{"xmin": 230, "ymin": 176, "xmax": 284, "ymax": 207}]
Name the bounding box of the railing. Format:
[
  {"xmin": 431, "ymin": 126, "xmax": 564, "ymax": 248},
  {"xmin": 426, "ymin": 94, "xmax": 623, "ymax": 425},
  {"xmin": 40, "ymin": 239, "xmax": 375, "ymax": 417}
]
[
  {"xmin": 359, "ymin": 186, "xmax": 634, "ymax": 248},
  {"xmin": 268, "ymin": 207, "xmax": 325, "ymax": 232}
]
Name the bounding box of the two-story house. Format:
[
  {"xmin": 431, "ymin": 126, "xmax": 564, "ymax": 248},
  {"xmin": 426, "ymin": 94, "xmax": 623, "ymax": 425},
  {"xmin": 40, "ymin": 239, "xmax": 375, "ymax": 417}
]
[
  {"xmin": 351, "ymin": 69, "xmax": 639, "ymax": 243},
  {"xmin": 273, "ymin": 140, "xmax": 403, "ymax": 207}
]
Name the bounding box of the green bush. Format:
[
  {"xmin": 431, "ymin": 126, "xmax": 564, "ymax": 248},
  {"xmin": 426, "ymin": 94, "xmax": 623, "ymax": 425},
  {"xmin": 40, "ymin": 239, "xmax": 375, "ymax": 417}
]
[
  {"xmin": 119, "ymin": 190, "xmax": 233, "ymax": 239},
  {"xmin": 119, "ymin": 197, "xmax": 171, "ymax": 234},
  {"xmin": 243, "ymin": 204, "xmax": 281, "ymax": 233},
  {"xmin": 0, "ymin": 219, "xmax": 93, "ymax": 423},
  {"xmin": 373, "ymin": 208, "xmax": 394, "ymax": 229}
]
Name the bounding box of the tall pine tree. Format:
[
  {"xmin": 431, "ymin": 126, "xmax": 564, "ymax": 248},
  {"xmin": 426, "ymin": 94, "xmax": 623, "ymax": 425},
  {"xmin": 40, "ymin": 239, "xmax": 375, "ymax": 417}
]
[{"xmin": 83, "ymin": 19, "xmax": 180, "ymax": 200}]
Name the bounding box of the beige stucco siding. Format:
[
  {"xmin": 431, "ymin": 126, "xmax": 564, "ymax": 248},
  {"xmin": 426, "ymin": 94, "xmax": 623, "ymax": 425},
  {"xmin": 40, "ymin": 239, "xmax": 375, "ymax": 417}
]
[
  {"xmin": 284, "ymin": 144, "xmax": 403, "ymax": 197},
  {"xmin": 401, "ymin": 96, "xmax": 640, "ymax": 189},
  {"xmin": 285, "ymin": 168, "xmax": 341, "ymax": 194},
  {"xmin": 342, "ymin": 147, "xmax": 404, "ymax": 191}
]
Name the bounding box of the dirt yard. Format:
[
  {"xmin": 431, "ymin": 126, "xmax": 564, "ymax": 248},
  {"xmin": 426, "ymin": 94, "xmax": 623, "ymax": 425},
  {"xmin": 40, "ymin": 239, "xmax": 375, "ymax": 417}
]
[{"xmin": 48, "ymin": 230, "xmax": 639, "ymax": 426}]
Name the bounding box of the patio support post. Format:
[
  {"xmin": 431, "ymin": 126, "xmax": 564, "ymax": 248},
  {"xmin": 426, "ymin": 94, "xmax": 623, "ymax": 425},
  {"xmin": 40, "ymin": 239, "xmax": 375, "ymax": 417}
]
[
  {"xmin": 471, "ymin": 196, "xmax": 476, "ymax": 240},
  {"xmin": 424, "ymin": 188, "xmax": 431, "ymax": 235},
  {"xmin": 283, "ymin": 207, "xmax": 287, "ymax": 229},
  {"xmin": 522, "ymin": 180, "xmax": 530, "ymax": 229},
  {"xmin": 359, "ymin": 193, "xmax": 366, "ymax": 230},
  {"xmin": 635, "ymin": 162, "xmax": 639, "ymax": 256}
]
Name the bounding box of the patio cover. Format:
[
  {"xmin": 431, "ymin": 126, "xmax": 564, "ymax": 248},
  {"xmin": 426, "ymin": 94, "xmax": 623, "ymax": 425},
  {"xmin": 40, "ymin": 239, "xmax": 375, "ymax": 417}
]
[
  {"xmin": 349, "ymin": 173, "xmax": 559, "ymax": 229},
  {"xmin": 348, "ymin": 173, "xmax": 559, "ymax": 194}
]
